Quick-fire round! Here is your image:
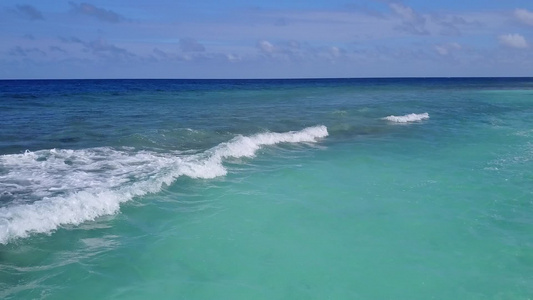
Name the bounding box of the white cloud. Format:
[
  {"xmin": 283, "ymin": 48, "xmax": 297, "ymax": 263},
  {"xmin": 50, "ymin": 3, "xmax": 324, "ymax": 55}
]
[
  {"xmin": 498, "ymin": 33, "xmax": 528, "ymax": 49},
  {"xmin": 388, "ymin": 2, "xmax": 428, "ymax": 35},
  {"xmin": 435, "ymin": 42, "xmax": 461, "ymax": 56},
  {"xmin": 257, "ymin": 40, "xmax": 275, "ymax": 54},
  {"xmin": 329, "ymin": 46, "xmax": 341, "ymax": 58},
  {"xmin": 515, "ymin": 9, "xmax": 533, "ymax": 26},
  {"xmin": 389, "ymin": 3, "xmax": 417, "ymax": 22},
  {"xmin": 226, "ymin": 53, "xmax": 241, "ymax": 62},
  {"xmin": 435, "ymin": 45, "xmax": 448, "ymax": 55}
]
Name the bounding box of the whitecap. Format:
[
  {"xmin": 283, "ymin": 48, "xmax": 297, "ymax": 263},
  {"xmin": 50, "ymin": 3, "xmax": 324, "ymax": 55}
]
[{"xmin": 383, "ymin": 112, "xmax": 429, "ymax": 123}]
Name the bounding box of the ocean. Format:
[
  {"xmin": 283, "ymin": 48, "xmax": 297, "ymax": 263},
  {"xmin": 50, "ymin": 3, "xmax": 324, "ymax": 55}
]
[{"xmin": 0, "ymin": 78, "xmax": 532, "ymax": 299}]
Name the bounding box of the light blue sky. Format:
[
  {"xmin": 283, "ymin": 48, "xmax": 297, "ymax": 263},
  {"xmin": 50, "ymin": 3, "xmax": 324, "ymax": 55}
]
[{"xmin": 1, "ymin": 0, "xmax": 532, "ymax": 79}]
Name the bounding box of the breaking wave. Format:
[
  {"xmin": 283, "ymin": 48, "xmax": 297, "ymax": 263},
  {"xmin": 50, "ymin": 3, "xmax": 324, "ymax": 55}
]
[
  {"xmin": 383, "ymin": 112, "xmax": 429, "ymax": 123},
  {"xmin": 0, "ymin": 126, "xmax": 328, "ymax": 244}
]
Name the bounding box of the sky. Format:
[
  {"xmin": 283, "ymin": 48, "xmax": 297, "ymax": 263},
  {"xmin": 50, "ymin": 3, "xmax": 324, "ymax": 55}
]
[{"xmin": 1, "ymin": 0, "xmax": 532, "ymax": 79}]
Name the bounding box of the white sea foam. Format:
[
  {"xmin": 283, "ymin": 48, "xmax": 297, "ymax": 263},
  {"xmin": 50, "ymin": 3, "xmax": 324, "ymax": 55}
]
[
  {"xmin": 0, "ymin": 126, "xmax": 328, "ymax": 244},
  {"xmin": 383, "ymin": 112, "xmax": 429, "ymax": 123}
]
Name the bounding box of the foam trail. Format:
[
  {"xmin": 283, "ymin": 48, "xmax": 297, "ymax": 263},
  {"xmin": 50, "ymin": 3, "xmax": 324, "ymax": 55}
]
[
  {"xmin": 0, "ymin": 126, "xmax": 328, "ymax": 244},
  {"xmin": 383, "ymin": 112, "xmax": 429, "ymax": 123}
]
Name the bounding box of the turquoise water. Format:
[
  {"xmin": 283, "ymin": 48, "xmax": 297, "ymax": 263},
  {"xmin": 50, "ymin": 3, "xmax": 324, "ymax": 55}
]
[{"xmin": 1, "ymin": 78, "xmax": 532, "ymax": 299}]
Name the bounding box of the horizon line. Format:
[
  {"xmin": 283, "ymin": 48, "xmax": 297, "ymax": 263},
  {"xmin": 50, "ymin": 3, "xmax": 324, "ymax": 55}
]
[{"xmin": 1, "ymin": 76, "xmax": 533, "ymax": 81}]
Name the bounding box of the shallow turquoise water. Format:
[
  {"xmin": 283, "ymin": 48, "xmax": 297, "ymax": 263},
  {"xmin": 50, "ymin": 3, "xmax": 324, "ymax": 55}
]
[{"xmin": 1, "ymin": 79, "xmax": 532, "ymax": 299}]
